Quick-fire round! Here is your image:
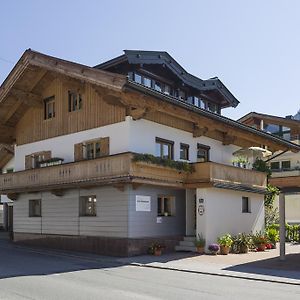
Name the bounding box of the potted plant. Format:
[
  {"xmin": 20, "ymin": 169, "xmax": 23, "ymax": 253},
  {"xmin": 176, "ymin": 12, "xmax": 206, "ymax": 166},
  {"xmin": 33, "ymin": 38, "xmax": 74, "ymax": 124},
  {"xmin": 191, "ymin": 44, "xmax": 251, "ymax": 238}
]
[
  {"xmin": 252, "ymin": 232, "xmax": 268, "ymax": 251},
  {"xmin": 194, "ymin": 234, "xmax": 206, "ymax": 254},
  {"xmin": 238, "ymin": 233, "xmax": 251, "ymax": 253},
  {"xmin": 217, "ymin": 234, "xmax": 233, "ymax": 255},
  {"xmin": 266, "ymin": 228, "xmax": 279, "ymax": 249},
  {"xmin": 208, "ymin": 243, "xmax": 220, "ymax": 255},
  {"xmin": 148, "ymin": 242, "xmax": 164, "ymax": 256}
]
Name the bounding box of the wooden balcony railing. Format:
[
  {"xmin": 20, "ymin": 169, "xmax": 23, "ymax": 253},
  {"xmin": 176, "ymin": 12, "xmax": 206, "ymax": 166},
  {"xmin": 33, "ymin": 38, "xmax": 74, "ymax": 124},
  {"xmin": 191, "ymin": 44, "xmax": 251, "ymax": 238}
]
[
  {"xmin": 187, "ymin": 161, "xmax": 267, "ymax": 188},
  {"xmin": 0, "ymin": 153, "xmax": 267, "ymax": 195}
]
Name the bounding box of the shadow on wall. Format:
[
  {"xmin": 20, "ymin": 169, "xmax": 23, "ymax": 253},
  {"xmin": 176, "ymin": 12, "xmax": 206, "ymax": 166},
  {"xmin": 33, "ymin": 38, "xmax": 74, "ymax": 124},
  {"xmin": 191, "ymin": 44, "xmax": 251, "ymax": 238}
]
[{"xmin": 224, "ymin": 252, "xmax": 300, "ymax": 280}]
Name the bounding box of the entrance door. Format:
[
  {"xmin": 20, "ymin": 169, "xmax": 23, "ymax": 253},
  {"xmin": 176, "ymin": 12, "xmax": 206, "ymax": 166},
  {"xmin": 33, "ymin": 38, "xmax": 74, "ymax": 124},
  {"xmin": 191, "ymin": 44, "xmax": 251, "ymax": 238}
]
[
  {"xmin": 8, "ymin": 205, "xmax": 13, "ymax": 232},
  {"xmin": 186, "ymin": 189, "xmax": 196, "ymax": 236}
]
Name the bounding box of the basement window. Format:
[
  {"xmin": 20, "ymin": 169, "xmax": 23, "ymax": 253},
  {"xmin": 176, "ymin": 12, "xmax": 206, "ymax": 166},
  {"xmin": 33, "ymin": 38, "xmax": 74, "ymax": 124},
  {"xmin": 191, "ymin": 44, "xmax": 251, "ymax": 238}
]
[
  {"xmin": 80, "ymin": 196, "xmax": 97, "ymax": 216},
  {"xmin": 68, "ymin": 91, "xmax": 82, "ymax": 112},
  {"xmin": 157, "ymin": 196, "xmax": 175, "ymax": 217},
  {"xmin": 44, "ymin": 96, "xmax": 55, "ymax": 119},
  {"xmin": 242, "ymin": 197, "xmax": 251, "ymax": 213},
  {"xmin": 29, "ymin": 199, "xmax": 41, "ymax": 217}
]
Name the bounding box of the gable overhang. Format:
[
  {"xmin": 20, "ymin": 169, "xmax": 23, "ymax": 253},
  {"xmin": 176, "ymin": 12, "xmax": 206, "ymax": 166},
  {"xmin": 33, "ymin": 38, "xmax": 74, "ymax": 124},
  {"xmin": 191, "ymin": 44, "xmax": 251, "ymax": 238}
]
[
  {"xmin": 1, "ymin": 50, "xmax": 299, "ymax": 154},
  {"xmin": 95, "ymin": 50, "xmax": 240, "ymax": 109},
  {"xmin": 0, "ymin": 49, "xmax": 128, "ymax": 143}
]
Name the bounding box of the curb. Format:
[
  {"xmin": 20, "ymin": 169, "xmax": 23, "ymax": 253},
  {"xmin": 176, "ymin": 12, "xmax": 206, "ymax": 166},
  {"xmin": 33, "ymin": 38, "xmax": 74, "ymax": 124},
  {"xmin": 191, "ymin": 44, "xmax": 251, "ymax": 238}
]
[{"xmin": 129, "ymin": 263, "xmax": 300, "ymax": 286}]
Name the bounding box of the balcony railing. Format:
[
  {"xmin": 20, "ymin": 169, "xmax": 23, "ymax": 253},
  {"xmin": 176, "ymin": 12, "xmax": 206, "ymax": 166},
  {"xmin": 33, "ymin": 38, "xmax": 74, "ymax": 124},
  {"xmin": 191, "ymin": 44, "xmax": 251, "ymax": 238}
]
[{"xmin": 0, "ymin": 153, "xmax": 267, "ymax": 194}]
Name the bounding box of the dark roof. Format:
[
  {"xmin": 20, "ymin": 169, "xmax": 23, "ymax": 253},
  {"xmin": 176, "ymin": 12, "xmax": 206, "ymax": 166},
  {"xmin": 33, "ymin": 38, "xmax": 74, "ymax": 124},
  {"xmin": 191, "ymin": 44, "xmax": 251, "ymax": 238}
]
[
  {"xmin": 125, "ymin": 80, "xmax": 300, "ymax": 152},
  {"xmin": 95, "ymin": 50, "xmax": 240, "ymax": 108}
]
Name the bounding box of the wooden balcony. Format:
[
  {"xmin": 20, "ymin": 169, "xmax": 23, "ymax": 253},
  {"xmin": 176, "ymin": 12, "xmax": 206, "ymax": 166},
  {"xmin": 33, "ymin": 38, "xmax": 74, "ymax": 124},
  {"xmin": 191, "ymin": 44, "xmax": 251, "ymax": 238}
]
[{"xmin": 0, "ymin": 153, "xmax": 267, "ymax": 196}]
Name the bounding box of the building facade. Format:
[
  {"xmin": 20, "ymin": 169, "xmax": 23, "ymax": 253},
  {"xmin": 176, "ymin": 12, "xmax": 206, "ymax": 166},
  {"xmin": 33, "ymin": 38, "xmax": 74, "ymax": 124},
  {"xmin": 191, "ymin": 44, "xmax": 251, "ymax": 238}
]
[
  {"xmin": 0, "ymin": 50, "xmax": 299, "ymax": 256},
  {"xmin": 239, "ymin": 111, "xmax": 300, "ymax": 224}
]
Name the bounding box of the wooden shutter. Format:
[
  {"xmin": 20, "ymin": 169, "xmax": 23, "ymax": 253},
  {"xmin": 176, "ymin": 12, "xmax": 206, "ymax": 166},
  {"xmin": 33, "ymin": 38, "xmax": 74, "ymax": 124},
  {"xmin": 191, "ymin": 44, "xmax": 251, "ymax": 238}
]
[
  {"xmin": 43, "ymin": 151, "xmax": 51, "ymax": 160},
  {"xmin": 74, "ymin": 143, "xmax": 84, "ymax": 161},
  {"xmin": 25, "ymin": 155, "xmax": 32, "ymax": 170},
  {"xmin": 100, "ymin": 137, "xmax": 109, "ymax": 156}
]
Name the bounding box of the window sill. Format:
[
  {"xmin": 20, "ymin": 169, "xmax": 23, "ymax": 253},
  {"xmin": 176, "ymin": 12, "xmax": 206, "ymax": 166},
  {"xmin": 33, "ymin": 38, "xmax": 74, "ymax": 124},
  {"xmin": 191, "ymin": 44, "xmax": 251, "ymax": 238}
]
[
  {"xmin": 79, "ymin": 215, "xmax": 97, "ymax": 217},
  {"xmin": 242, "ymin": 211, "xmax": 251, "ymax": 214}
]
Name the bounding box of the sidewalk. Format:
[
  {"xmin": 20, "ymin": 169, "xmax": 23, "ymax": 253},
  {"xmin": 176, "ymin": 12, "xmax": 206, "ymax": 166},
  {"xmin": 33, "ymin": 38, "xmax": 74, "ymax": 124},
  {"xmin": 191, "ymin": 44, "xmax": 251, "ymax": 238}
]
[{"xmin": 119, "ymin": 243, "xmax": 300, "ymax": 285}]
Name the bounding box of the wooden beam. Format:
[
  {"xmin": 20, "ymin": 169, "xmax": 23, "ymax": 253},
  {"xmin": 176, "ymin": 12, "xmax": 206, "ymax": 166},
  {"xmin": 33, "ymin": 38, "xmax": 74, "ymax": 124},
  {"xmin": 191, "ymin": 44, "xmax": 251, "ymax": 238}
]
[
  {"xmin": 193, "ymin": 125, "xmax": 208, "ymax": 137},
  {"xmin": 2, "ymin": 100, "xmax": 23, "ymax": 124},
  {"xmin": 10, "ymin": 88, "xmax": 43, "ymax": 108},
  {"xmin": 27, "ymin": 68, "xmax": 48, "ymax": 91},
  {"xmin": 222, "ymin": 133, "xmax": 237, "ymax": 145}
]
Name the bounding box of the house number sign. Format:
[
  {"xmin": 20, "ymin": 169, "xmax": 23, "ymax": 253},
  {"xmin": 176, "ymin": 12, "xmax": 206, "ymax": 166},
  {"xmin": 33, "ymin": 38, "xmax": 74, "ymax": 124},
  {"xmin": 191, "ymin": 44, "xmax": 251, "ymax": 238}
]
[{"xmin": 198, "ymin": 204, "xmax": 205, "ymax": 216}]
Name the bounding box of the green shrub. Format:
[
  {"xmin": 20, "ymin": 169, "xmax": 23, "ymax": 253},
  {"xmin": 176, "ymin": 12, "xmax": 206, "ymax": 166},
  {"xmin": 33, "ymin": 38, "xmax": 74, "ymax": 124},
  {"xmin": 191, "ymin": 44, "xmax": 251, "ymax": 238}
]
[{"xmin": 132, "ymin": 153, "xmax": 195, "ymax": 173}]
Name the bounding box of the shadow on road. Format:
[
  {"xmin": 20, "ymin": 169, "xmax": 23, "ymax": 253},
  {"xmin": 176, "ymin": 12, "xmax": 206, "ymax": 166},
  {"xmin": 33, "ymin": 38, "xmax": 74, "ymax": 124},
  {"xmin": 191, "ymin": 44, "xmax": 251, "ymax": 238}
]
[
  {"xmin": 224, "ymin": 252, "xmax": 300, "ymax": 280},
  {"xmin": 0, "ymin": 239, "xmax": 126, "ymax": 280}
]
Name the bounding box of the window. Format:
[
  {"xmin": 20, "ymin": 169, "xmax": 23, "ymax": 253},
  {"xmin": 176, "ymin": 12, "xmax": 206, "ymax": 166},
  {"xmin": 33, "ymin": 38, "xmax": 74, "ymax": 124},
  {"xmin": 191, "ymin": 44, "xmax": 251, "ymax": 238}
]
[
  {"xmin": 207, "ymin": 102, "xmax": 218, "ymax": 113},
  {"xmin": 282, "ymin": 160, "xmax": 291, "ymax": 170},
  {"xmin": 5, "ymin": 168, "xmax": 14, "ymax": 173},
  {"xmin": 68, "ymin": 91, "xmax": 82, "ymax": 112},
  {"xmin": 86, "ymin": 141, "xmax": 101, "ymax": 160},
  {"xmin": 197, "ymin": 144, "xmax": 210, "ymax": 162},
  {"xmin": 270, "ymin": 161, "xmax": 280, "ymax": 170},
  {"xmin": 143, "ymin": 77, "xmax": 152, "ymax": 88},
  {"xmin": 155, "ymin": 138, "xmax": 174, "ymax": 160},
  {"xmin": 157, "ymin": 196, "xmax": 175, "ymax": 216},
  {"xmin": 163, "ymin": 84, "xmax": 172, "ymax": 95},
  {"xmin": 80, "ymin": 196, "xmax": 97, "ymax": 216},
  {"xmin": 154, "ymin": 81, "xmax": 162, "ymax": 92},
  {"xmin": 180, "ymin": 143, "xmax": 189, "ymax": 160},
  {"xmin": 134, "ymin": 73, "xmax": 142, "ymax": 84},
  {"xmin": 29, "ymin": 199, "xmax": 41, "ymax": 217},
  {"xmin": 242, "ymin": 197, "xmax": 251, "ymax": 213},
  {"xmin": 44, "ymin": 96, "xmax": 55, "ymax": 119}
]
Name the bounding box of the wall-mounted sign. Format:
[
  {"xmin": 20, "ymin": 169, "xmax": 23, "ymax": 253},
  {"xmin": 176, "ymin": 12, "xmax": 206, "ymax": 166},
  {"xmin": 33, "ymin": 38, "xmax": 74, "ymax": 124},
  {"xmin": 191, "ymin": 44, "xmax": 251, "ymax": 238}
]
[
  {"xmin": 157, "ymin": 217, "xmax": 162, "ymax": 223},
  {"xmin": 136, "ymin": 195, "xmax": 151, "ymax": 212},
  {"xmin": 198, "ymin": 204, "xmax": 205, "ymax": 216}
]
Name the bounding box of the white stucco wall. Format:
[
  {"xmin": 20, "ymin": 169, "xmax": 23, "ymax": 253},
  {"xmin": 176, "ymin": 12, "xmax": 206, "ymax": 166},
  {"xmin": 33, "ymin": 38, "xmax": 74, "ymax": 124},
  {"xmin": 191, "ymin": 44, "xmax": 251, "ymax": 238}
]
[
  {"xmin": 14, "ymin": 117, "xmax": 240, "ymax": 172},
  {"xmin": 129, "ymin": 119, "xmax": 239, "ymax": 165},
  {"xmin": 1, "ymin": 157, "xmax": 15, "ymax": 204},
  {"xmin": 14, "ymin": 118, "xmax": 131, "ymax": 171},
  {"xmin": 196, "ymin": 188, "xmax": 265, "ymax": 248}
]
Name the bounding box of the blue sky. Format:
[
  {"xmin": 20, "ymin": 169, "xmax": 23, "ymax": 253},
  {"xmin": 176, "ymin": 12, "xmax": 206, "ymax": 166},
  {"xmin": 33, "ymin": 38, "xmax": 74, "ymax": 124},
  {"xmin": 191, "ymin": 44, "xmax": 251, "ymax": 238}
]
[{"xmin": 1, "ymin": 0, "xmax": 300, "ymax": 120}]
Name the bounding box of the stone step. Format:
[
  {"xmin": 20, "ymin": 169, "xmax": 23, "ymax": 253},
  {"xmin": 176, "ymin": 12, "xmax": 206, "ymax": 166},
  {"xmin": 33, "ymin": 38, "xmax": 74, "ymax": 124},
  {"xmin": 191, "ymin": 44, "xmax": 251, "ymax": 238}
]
[
  {"xmin": 183, "ymin": 236, "xmax": 196, "ymax": 242},
  {"xmin": 175, "ymin": 245, "xmax": 197, "ymax": 252},
  {"xmin": 178, "ymin": 240, "xmax": 195, "ymax": 247}
]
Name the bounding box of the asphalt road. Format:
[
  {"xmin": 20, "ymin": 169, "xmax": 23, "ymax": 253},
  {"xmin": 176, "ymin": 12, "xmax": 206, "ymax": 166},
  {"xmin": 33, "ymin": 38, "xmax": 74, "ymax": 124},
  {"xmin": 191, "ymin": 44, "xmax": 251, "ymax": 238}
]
[{"xmin": 0, "ymin": 239, "xmax": 299, "ymax": 300}]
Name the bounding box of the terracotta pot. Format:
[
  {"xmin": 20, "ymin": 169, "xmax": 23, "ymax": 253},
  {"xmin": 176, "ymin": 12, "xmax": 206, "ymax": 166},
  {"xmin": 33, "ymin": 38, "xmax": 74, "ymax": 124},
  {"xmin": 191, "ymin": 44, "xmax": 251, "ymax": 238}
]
[
  {"xmin": 220, "ymin": 245, "xmax": 230, "ymax": 255},
  {"xmin": 154, "ymin": 249, "xmax": 162, "ymax": 256},
  {"xmin": 196, "ymin": 246, "xmax": 205, "ymax": 254},
  {"xmin": 239, "ymin": 245, "xmax": 249, "ymax": 254},
  {"xmin": 256, "ymin": 244, "xmax": 266, "ymax": 251}
]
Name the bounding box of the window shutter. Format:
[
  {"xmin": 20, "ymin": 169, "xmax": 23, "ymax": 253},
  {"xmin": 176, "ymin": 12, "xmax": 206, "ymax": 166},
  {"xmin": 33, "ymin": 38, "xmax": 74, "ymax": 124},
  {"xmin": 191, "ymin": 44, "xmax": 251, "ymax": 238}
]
[
  {"xmin": 43, "ymin": 151, "xmax": 52, "ymax": 160},
  {"xmin": 100, "ymin": 137, "xmax": 109, "ymax": 156},
  {"xmin": 25, "ymin": 155, "xmax": 32, "ymax": 170},
  {"xmin": 74, "ymin": 143, "xmax": 84, "ymax": 161}
]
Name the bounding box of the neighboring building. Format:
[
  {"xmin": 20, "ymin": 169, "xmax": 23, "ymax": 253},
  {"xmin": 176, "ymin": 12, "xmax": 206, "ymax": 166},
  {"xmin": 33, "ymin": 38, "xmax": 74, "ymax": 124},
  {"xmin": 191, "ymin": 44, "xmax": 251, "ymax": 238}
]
[
  {"xmin": 0, "ymin": 144, "xmax": 14, "ymax": 230},
  {"xmin": 239, "ymin": 111, "xmax": 300, "ymax": 223},
  {"xmin": 0, "ymin": 50, "xmax": 298, "ymax": 256}
]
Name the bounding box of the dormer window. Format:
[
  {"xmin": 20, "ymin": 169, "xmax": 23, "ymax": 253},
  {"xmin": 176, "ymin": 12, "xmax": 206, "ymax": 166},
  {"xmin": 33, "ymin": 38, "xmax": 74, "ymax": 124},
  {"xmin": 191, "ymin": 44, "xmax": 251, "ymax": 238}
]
[
  {"xmin": 154, "ymin": 81, "xmax": 162, "ymax": 92},
  {"xmin": 207, "ymin": 102, "xmax": 218, "ymax": 113},
  {"xmin": 68, "ymin": 91, "xmax": 82, "ymax": 112}
]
